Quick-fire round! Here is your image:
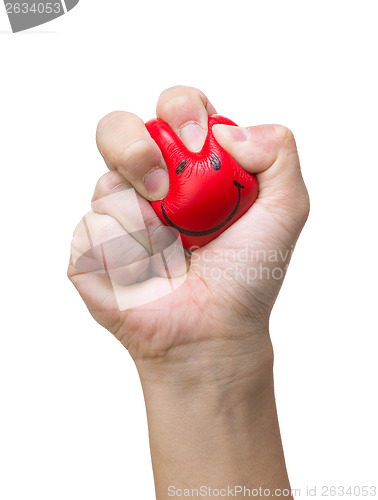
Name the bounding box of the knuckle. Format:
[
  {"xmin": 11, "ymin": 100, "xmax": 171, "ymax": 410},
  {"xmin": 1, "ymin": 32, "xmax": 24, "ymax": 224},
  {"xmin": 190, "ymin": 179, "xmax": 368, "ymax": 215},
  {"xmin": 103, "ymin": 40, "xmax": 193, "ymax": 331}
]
[
  {"xmin": 300, "ymin": 188, "xmax": 311, "ymax": 220},
  {"xmin": 80, "ymin": 212, "xmax": 121, "ymax": 248},
  {"xmin": 97, "ymin": 110, "xmax": 126, "ymax": 131},
  {"xmin": 159, "ymin": 85, "xmax": 189, "ymax": 100},
  {"xmin": 293, "ymin": 186, "xmax": 310, "ymax": 225},
  {"xmin": 161, "ymin": 94, "xmax": 194, "ymax": 115},
  {"xmin": 70, "ymin": 237, "xmax": 87, "ymax": 268},
  {"xmin": 104, "ymin": 234, "xmax": 149, "ymax": 272},
  {"xmin": 99, "ymin": 135, "xmax": 155, "ymax": 172},
  {"xmin": 158, "ymin": 86, "xmax": 204, "ymax": 116},
  {"xmin": 94, "ymin": 171, "xmax": 114, "ymax": 194},
  {"xmin": 159, "ymin": 85, "xmax": 201, "ymax": 104},
  {"xmin": 67, "ymin": 264, "xmax": 73, "ymax": 280},
  {"xmin": 120, "ymin": 138, "xmax": 155, "ymax": 167},
  {"xmin": 93, "ymin": 171, "xmax": 124, "ymax": 201},
  {"xmin": 70, "ymin": 213, "xmax": 92, "ymax": 264},
  {"xmin": 96, "ymin": 217, "xmax": 123, "ymax": 243},
  {"xmin": 72, "ymin": 211, "xmax": 91, "ymax": 238},
  {"xmin": 274, "ymin": 125, "xmax": 296, "ymax": 149}
]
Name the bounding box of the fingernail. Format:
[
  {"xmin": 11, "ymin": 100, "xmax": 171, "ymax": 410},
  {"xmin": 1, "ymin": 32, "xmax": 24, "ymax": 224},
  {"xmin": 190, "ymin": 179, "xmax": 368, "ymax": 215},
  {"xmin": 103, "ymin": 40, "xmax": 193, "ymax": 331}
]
[
  {"xmin": 179, "ymin": 122, "xmax": 206, "ymax": 152},
  {"xmin": 144, "ymin": 167, "xmax": 169, "ymax": 201},
  {"xmin": 212, "ymin": 124, "xmax": 250, "ymax": 142}
]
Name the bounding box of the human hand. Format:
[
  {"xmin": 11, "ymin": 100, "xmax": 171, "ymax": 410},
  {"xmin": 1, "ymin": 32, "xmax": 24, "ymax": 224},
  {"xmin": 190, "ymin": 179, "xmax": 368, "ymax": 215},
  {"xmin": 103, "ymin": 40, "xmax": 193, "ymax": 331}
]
[
  {"xmin": 68, "ymin": 86, "xmax": 309, "ymax": 498},
  {"xmin": 68, "ymin": 85, "xmax": 309, "ymax": 373}
]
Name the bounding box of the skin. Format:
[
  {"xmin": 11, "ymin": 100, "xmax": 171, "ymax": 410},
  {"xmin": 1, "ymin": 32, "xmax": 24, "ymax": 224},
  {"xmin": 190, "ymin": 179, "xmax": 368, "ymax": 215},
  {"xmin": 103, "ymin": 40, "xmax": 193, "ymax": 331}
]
[{"xmin": 68, "ymin": 85, "xmax": 310, "ymax": 499}]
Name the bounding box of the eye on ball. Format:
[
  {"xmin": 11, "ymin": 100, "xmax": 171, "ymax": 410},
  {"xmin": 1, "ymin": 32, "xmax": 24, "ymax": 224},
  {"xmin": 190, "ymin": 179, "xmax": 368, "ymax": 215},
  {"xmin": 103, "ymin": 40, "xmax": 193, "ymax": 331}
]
[{"xmin": 146, "ymin": 115, "xmax": 259, "ymax": 251}]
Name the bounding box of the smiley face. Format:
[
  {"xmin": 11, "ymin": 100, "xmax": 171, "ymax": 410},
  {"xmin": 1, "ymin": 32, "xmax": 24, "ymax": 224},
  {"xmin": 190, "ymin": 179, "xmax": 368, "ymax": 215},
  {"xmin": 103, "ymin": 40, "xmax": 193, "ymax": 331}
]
[
  {"xmin": 161, "ymin": 158, "xmax": 245, "ymax": 236},
  {"xmin": 145, "ymin": 115, "xmax": 258, "ymax": 250}
]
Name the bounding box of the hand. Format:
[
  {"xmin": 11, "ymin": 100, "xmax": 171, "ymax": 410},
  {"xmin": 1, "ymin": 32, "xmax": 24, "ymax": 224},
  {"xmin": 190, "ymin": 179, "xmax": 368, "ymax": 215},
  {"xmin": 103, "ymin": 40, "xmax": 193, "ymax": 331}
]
[
  {"xmin": 68, "ymin": 85, "xmax": 309, "ymax": 366},
  {"xmin": 68, "ymin": 85, "xmax": 309, "ymax": 498}
]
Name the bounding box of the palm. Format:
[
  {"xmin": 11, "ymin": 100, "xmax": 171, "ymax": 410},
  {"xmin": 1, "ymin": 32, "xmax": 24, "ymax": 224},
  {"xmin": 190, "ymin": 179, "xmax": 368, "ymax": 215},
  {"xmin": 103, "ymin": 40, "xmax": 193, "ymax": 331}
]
[
  {"xmin": 69, "ymin": 195, "xmax": 299, "ymax": 361},
  {"xmin": 69, "ymin": 86, "xmax": 309, "ymax": 362}
]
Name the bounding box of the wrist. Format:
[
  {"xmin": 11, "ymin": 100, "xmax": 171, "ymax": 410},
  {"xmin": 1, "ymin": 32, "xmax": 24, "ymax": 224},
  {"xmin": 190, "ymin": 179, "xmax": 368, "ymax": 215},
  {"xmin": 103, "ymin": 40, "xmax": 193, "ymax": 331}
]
[{"xmin": 135, "ymin": 332, "xmax": 274, "ymax": 401}]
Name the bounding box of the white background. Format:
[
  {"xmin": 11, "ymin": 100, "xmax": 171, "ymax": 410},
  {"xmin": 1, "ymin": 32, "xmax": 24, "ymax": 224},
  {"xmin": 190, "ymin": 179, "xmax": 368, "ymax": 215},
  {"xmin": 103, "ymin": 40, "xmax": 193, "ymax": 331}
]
[{"xmin": 1, "ymin": 1, "xmax": 377, "ymax": 499}]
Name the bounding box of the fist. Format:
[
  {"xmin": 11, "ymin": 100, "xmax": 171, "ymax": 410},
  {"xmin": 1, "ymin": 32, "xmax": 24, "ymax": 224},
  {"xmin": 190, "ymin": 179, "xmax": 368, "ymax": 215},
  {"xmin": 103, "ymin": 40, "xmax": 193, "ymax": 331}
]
[{"xmin": 146, "ymin": 115, "xmax": 259, "ymax": 250}]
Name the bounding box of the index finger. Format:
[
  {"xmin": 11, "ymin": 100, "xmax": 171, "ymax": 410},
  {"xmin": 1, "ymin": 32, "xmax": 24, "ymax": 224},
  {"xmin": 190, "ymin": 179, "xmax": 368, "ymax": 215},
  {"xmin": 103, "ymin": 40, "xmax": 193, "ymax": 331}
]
[{"xmin": 96, "ymin": 111, "xmax": 169, "ymax": 201}]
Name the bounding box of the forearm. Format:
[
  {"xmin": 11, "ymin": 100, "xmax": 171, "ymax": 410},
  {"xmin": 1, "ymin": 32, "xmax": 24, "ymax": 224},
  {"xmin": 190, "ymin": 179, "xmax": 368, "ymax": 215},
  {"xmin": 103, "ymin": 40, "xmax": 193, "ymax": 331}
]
[{"xmin": 136, "ymin": 337, "xmax": 292, "ymax": 499}]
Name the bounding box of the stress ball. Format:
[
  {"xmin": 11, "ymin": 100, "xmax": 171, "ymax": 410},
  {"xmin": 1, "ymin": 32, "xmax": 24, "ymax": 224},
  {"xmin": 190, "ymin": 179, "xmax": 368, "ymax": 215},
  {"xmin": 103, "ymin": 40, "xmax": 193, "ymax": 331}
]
[{"xmin": 146, "ymin": 114, "xmax": 258, "ymax": 250}]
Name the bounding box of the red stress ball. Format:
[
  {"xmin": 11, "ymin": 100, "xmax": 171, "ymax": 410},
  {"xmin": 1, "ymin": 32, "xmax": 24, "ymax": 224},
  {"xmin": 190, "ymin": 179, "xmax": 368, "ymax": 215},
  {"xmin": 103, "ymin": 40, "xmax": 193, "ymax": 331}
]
[{"xmin": 145, "ymin": 114, "xmax": 258, "ymax": 251}]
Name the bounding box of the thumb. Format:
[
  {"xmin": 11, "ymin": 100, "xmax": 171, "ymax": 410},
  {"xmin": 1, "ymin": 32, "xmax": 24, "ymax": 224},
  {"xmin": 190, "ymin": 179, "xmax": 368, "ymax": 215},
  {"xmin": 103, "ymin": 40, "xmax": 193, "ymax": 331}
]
[{"xmin": 212, "ymin": 123, "xmax": 310, "ymax": 235}]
